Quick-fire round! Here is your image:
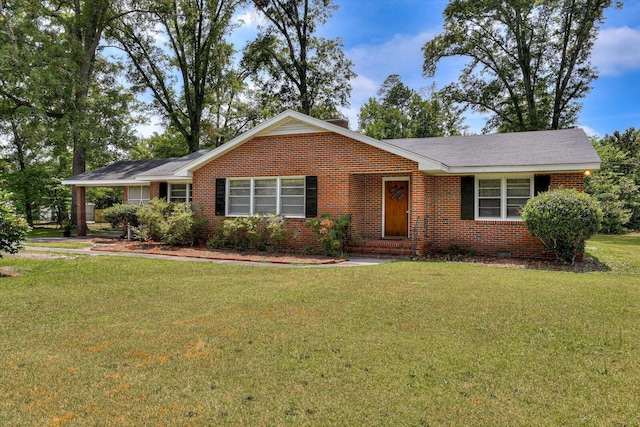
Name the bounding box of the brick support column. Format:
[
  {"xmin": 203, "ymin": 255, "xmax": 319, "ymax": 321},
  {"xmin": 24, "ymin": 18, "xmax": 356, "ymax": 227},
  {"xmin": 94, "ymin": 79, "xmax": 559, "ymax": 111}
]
[
  {"xmin": 76, "ymin": 186, "xmax": 87, "ymax": 236},
  {"xmin": 410, "ymin": 171, "xmax": 428, "ymax": 256}
]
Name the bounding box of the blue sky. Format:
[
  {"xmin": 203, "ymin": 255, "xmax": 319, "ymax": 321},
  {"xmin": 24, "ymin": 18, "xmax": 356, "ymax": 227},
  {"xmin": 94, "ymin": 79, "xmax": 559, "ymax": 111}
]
[{"xmin": 232, "ymin": 0, "xmax": 640, "ymax": 137}]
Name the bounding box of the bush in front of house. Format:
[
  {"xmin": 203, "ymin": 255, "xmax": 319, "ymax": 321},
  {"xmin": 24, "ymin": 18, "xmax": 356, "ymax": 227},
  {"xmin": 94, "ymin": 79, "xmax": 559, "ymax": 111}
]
[
  {"xmin": 0, "ymin": 189, "xmax": 30, "ymax": 257},
  {"xmin": 521, "ymin": 189, "xmax": 602, "ymax": 264},
  {"xmin": 102, "ymin": 204, "xmax": 141, "ymax": 230},
  {"xmin": 132, "ymin": 198, "xmax": 202, "ymax": 245},
  {"xmin": 306, "ymin": 213, "xmax": 351, "ymax": 256},
  {"xmin": 209, "ymin": 214, "xmax": 291, "ymax": 252}
]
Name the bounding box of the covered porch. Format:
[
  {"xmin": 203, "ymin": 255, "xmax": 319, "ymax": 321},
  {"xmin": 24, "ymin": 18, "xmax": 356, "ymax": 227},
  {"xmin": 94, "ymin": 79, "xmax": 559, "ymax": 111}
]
[{"xmin": 347, "ymin": 171, "xmax": 429, "ymax": 257}]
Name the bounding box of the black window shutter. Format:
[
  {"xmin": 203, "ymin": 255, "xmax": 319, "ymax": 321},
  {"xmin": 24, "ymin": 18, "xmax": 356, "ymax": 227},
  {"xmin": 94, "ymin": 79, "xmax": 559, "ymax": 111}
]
[
  {"xmin": 215, "ymin": 178, "xmax": 226, "ymax": 216},
  {"xmin": 534, "ymin": 175, "xmax": 551, "ymax": 196},
  {"xmin": 159, "ymin": 182, "xmax": 168, "ymax": 200},
  {"xmin": 305, "ymin": 176, "xmax": 318, "ymax": 218},
  {"xmin": 460, "ymin": 176, "xmax": 475, "ymax": 220}
]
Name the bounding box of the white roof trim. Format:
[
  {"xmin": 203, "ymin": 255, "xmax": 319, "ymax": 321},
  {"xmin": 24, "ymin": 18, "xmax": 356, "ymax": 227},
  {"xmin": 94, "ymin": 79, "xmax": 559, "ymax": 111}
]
[
  {"xmin": 135, "ymin": 175, "xmax": 193, "ymax": 182},
  {"xmin": 434, "ymin": 162, "xmax": 601, "ymax": 175},
  {"xmin": 61, "ymin": 179, "xmax": 149, "ymax": 187},
  {"xmin": 174, "ymin": 109, "xmax": 447, "ymax": 176}
]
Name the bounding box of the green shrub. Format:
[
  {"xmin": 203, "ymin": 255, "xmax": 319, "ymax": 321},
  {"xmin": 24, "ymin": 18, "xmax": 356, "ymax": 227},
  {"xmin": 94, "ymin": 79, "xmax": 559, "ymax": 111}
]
[
  {"xmin": 206, "ymin": 214, "xmax": 291, "ymax": 252},
  {"xmin": 222, "ymin": 215, "xmax": 262, "ymax": 251},
  {"xmin": 521, "ymin": 189, "xmax": 602, "ymax": 264},
  {"xmin": 163, "ymin": 204, "xmax": 195, "ymax": 246},
  {"xmin": 306, "ymin": 213, "xmax": 351, "ymax": 256},
  {"xmin": 133, "ymin": 199, "xmax": 169, "ymax": 242},
  {"xmin": 265, "ymin": 214, "xmax": 291, "ymax": 251},
  {"xmin": 0, "ymin": 189, "xmax": 30, "ymax": 257},
  {"xmin": 206, "ymin": 218, "xmax": 227, "ymax": 249},
  {"xmin": 102, "ymin": 204, "xmax": 141, "ymax": 229}
]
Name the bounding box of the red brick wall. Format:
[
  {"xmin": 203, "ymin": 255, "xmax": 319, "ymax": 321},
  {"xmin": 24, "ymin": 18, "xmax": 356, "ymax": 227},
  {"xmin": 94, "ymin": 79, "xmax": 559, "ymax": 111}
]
[
  {"xmin": 192, "ymin": 132, "xmax": 419, "ymax": 250},
  {"xmin": 190, "ymin": 131, "xmax": 586, "ymax": 258},
  {"xmin": 427, "ymin": 173, "xmax": 585, "ymax": 259}
]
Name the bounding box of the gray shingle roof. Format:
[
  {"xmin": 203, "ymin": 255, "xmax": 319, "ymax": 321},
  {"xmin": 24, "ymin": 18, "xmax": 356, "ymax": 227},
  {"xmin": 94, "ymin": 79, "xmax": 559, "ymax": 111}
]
[
  {"xmin": 63, "ymin": 150, "xmax": 210, "ymax": 183},
  {"xmin": 384, "ymin": 128, "xmax": 599, "ymax": 168}
]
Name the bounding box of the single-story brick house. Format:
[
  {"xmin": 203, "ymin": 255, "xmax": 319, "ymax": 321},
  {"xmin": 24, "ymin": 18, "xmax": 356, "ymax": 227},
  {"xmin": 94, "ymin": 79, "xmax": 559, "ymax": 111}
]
[{"xmin": 63, "ymin": 110, "xmax": 600, "ymax": 258}]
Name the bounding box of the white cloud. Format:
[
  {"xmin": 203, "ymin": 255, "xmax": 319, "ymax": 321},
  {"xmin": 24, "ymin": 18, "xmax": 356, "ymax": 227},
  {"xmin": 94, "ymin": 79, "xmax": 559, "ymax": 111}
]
[
  {"xmin": 578, "ymin": 124, "xmax": 600, "ymax": 138},
  {"xmin": 593, "ymin": 26, "xmax": 640, "ymax": 75}
]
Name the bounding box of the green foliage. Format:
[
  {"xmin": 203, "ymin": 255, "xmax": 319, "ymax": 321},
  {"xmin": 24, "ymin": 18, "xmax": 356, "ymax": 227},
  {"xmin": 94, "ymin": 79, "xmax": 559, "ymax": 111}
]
[
  {"xmin": 86, "ymin": 187, "xmax": 123, "ymax": 209},
  {"xmin": 133, "ymin": 198, "xmax": 175, "ymax": 242},
  {"xmin": 130, "ymin": 199, "xmax": 208, "ymax": 246},
  {"xmin": 358, "ymin": 75, "xmax": 465, "ymax": 138},
  {"xmin": 207, "ymin": 214, "xmax": 291, "ymax": 252},
  {"xmin": 586, "ymin": 128, "xmax": 640, "ymax": 232},
  {"xmin": 0, "ymin": 189, "xmax": 30, "ymax": 257},
  {"xmin": 245, "ymin": 0, "xmax": 355, "ymax": 118},
  {"xmin": 264, "ymin": 213, "xmax": 291, "ymax": 251},
  {"xmin": 521, "ymin": 189, "xmax": 603, "ymax": 264},
  {"xmin": 423, "ymin": 0, "xmax": 619, "ymax": 131},
  {"xmin": 101, "ymin": 204, "xmax": 141, "ymax": 229},
  {"xmin": 109, "ymin": 0, "xmax": 243, "ymax": 151},
  {"xmin": 222, "ymin": 215, "xmax": 263, "ymax": 251},
  {"xmin": 306, "ymin": 213, "xmax": 351, "ymax": 256}
]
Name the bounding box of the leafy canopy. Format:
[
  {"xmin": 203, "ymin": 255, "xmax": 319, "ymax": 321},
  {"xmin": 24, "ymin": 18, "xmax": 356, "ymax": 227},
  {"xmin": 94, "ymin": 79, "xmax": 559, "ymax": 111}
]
[
  {"xmin": 358, "ymin": 74, "xmax": 466, "ymax": 139},
  {"xmin": 423, "ymin": 0, "xmax": 621, "ymax": 132}
]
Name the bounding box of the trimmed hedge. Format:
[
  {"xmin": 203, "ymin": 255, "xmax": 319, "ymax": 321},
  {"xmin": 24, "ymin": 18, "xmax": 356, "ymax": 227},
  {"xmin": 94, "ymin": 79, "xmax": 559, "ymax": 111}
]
[{"xmin": 521, "ymin": 189, "xmax": 602, "ymax": 264}]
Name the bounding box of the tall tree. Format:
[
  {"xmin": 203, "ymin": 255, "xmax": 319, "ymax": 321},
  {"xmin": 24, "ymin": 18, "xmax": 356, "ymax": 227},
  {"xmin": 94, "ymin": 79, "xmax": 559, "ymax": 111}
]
[
  {"xmin": 0, "ymin": 0, "xmax": 139, "ymax": 229},
  {"xmin": 110, "ymin": 0, "xmax": 245, "ymax": 152},
  {"xmin": 244, "ymin": 0, "xmax": 355, "ymax": 118},
  {"xmin": 586, "ymin": 128, "xmax": 640, "ymax": 232},
  {"xmin": 423, "ymin": 0, "xmax": 621, "ymax": 132},
  {"xmin": 358, "ymin": 75, "xmax": 465, "ymax": 139}
]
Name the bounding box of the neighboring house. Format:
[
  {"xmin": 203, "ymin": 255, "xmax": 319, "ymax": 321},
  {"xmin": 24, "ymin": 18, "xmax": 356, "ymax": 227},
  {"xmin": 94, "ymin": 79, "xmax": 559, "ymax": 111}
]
[{"xmin": 63, "ymin": 110, "xmax": 600, "ymax": 259}]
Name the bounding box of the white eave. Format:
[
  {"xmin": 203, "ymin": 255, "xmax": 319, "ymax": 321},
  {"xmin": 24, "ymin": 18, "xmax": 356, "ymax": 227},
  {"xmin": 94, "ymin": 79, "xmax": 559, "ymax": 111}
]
[
  {"xmin": 135, "ymin": 175, "xmax": 193, "ymax": 182},
  {"xmin": 61, "ymin": 179, "xmax": 147, "ymax": 187},
  {"xmin": 438, "ymin": 162, "xmax": 601, "ymax": 175}
]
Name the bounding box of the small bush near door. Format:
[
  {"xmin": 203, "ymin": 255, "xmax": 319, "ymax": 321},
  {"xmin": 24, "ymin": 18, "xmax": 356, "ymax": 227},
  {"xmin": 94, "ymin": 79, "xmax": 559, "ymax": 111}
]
[{"xmin": 521, "ymin": 189, "xmax": 602, "ymax": 264}]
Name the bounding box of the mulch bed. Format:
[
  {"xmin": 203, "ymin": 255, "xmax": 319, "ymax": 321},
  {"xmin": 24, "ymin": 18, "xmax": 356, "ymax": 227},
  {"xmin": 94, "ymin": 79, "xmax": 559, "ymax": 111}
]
[
  {"xmin": 91, "ymin": 239, "xmax": 345, "ymax": 265},
  {"xmin": 89, "ymin": 238, "xmax": 606, "ymax": 271},
  {"xmin": 422, "ymin": 253, "xmax": 608, "ymax": 273}
]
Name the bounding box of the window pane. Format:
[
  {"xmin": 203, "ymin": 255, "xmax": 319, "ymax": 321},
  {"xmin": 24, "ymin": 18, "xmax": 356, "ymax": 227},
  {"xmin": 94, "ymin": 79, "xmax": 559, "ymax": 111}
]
[
  {"xmin": 478, "ymin": 179, "xmax": 501, "ymax": 217},
  {"xmin": 507, "ymin": 179, "xmax": 530, "ymax": 218},
  {"xmin": 280, "ymin": 178, "xmax": 304, "ymax": 216},
  {"xmin": 229, "ymin": 180, "xmax": 250, "ymax": 215},
  {"xmin": 478, "ymin": 198, "xmax": 500, "ymax": 218},
  {"xmin": 507, "ymin": 179, "xmax": 531, "ymax": 197},
  {"xmin": 128, "ymin": 186, "xmax": 150, "ymax": 205},
  {"xmin": 478, "ymin": 179, "xmax": 501, "ymax": 197},
  {"xmin": 253, "ymin": 179, "xmax": 277, "ymax": 213},
  {"xmin": 170, "ymin": 184, "xmax": 187, "ymax": 202}
]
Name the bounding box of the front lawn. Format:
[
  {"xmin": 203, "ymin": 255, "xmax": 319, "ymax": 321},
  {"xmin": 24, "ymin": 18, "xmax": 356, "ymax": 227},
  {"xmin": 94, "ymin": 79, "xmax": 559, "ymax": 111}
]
[{"xmin": 1, "ymin": 234, "xmax": 639, "ymax": 425}]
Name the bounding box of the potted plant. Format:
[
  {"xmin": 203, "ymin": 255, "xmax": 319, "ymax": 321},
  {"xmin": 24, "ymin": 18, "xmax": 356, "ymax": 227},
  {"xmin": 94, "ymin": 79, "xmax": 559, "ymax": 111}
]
[{"xmin": 62, "ymin": 220, "xmax": 73, "ymax": 237}]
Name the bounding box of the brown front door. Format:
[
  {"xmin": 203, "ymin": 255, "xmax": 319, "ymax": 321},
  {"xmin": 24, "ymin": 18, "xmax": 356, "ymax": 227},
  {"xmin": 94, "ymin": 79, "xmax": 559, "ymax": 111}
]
[{"xmin": 384, "ymin": 180, "xmax": 409, "ymax": 237}]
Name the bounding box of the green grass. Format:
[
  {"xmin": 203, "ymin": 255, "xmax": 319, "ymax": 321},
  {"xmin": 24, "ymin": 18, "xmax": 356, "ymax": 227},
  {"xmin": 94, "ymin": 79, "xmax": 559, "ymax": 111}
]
[
  {"xmin": 1, "ymin": 234, "xmax": 639, "ymax": 425},
  {"xmin": 28, "ymin": 224, "xmax": 122, "ymax": 238},
  {"xmin": 25, "ymin": 242, "xmax": 94, "ymax": 249}
]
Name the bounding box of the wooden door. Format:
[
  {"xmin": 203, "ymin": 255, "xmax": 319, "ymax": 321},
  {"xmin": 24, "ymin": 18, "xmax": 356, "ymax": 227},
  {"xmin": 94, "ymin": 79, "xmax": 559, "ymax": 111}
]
[{"xmin": 384, "ymin": 180, "xmax": 409, "ymax": 237}]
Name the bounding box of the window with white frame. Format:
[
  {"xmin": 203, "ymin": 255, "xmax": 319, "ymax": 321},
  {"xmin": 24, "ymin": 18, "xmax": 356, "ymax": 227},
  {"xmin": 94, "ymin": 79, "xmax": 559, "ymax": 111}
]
[
  {"xmin": 169, "ymin": 183, "xmax": 191, "ymax": 203},
  {"xmin": 227, "ymin": 177, "xmax": 305, "ymax": 216},
  {"xmin": 128, "ymin": 186, "xmax": 150, "ymax": 205},
  {"xmin": 476, "ymin": 177, "xmax": 532, "ymax": 220}
]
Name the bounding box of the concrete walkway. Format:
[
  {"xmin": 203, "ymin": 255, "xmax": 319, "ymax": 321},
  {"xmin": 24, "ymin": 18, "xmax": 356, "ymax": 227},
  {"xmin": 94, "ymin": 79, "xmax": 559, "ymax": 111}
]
[{"xmin": 24, "ymin": 238, "xmax": 393, "ymax": 268}]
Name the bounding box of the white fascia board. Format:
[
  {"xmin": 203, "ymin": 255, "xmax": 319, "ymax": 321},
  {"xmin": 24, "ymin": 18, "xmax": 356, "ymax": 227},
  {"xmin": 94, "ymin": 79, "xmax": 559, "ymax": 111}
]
[
  {"xmin": 135, "ymin": 175, "xmax": 192, "ymax": 183},
  {"xmin": 61, "ymin": 179, "xmax": 147, "ymax": 186},
  {"xmin": 440, "ymin": 162, "xmax": 601, "ymax": 175}
]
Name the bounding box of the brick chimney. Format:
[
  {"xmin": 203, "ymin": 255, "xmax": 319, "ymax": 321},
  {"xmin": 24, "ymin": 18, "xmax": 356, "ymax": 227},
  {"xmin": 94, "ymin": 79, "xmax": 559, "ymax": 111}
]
[{"xmin": 325, "ymin": 118, "xmax": 349, "ymax": 129}]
